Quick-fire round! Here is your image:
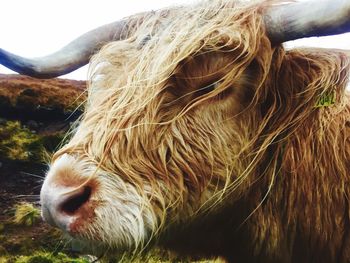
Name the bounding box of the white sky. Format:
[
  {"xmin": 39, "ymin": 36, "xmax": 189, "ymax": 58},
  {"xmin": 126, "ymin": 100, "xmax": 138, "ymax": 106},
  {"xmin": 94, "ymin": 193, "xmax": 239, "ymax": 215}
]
[{"xmin": 1, "ymin": 0, "xmax": 350, "ymax": 80}]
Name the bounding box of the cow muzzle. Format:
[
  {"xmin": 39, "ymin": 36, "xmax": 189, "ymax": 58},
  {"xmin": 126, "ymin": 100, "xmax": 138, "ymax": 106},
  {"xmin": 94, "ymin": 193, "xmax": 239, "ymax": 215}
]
[
  {"xmin": 40, "ymin": 154, "xmax": 98, "ymax": 234},
  {"xmin": 40, "ymin": 182, "xmax": 92, "ymax": 232}
]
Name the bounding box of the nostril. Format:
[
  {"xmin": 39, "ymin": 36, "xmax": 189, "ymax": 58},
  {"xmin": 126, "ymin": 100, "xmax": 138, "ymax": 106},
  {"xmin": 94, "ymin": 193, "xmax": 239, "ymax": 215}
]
[{"xmin": 60, "ymin": 186, "xmax": 92, "ymax": 215}]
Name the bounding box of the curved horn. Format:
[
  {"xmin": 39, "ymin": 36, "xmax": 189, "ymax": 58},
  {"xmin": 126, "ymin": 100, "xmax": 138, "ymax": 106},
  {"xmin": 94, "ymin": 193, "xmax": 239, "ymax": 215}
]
[
  {"xmin": 0, "ymin": 19, "xmax": 133, "ymax": 79},
  {"xmin": 265, "ymin": 0, "xmax": 350, "ymax": 44}
]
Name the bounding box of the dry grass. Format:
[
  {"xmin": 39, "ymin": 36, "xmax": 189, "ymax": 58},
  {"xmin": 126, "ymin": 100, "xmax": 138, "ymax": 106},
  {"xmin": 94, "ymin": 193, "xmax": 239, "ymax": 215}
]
[
  {"xmin": 0, "ymin": 74, "xmax": 86, "ymax": 112},
  {"xmin": 12, "ymin": 202, "xmax": 40, "ymax": 227}
]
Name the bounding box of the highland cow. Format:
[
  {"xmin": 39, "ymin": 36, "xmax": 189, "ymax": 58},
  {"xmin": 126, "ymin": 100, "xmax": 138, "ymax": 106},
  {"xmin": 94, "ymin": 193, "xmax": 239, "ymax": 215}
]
[{"xmin": 1, "ymin": 0, "xmax": 350, "ymax": 262}]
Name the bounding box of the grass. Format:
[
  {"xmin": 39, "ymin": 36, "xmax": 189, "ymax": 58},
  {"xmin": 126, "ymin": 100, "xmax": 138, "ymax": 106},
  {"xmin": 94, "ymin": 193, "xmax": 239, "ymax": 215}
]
[
  {"xmin": 12, "ymin": 203, "xmax": 41, "ymax": 227},
  {"xmin": 0, "ymin": 120, "xmax": 68, "ymax": 163},
  {"xmin": 1, "ymin": 202, "xmax": 223, "ymax": 262},
  {"xmin": 0, "ymin": 121, "xmax": 43, "ymax": 162},
  {"xmin": 0, "ymin": 73, "xmax": 86, "ymax": 112},
  {"xmin": 0, "ymin": 252, "xmax": 90, "ymax": 263}
]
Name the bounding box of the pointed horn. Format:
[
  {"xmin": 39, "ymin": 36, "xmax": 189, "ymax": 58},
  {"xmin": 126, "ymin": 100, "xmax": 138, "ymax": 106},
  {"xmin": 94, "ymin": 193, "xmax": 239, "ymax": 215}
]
[
  {"xmin": 265, "ymin": 0, "xmax": 350, "ymax": 44},
  {"xmin": 0, "ymin": 17, "xmax": 140, "ymax": 79}
]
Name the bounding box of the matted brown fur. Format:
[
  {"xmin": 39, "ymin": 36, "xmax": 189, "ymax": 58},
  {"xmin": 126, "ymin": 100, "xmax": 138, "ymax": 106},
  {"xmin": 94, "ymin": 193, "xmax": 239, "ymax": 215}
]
[{"xmin": 51, "ymin": 0, "xmax": 350, "ymax": 262}]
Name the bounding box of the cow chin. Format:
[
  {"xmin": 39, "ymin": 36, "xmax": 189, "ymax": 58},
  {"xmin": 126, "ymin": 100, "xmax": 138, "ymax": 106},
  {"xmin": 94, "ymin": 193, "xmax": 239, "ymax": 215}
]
[{"xmin": 40, "ymin": 154, "xmax": 158, "ymax": 251}]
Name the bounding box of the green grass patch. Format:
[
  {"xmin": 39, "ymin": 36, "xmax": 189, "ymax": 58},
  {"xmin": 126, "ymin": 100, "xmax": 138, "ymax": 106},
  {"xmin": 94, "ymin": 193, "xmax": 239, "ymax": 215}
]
[
  {"xmin": 0, "ymin": 120, "xmax": 66, "ymax": 162},
  {"xmin": 12, "ymin": 203, "xmax": 40, "ymax": 227},
  {"xmin": 1, "ymin": 252, "xmax": 90, "ymax": 263},
  {"xmin": 0, "ymin": 121, "xmax": 43, "ymax": 162}
]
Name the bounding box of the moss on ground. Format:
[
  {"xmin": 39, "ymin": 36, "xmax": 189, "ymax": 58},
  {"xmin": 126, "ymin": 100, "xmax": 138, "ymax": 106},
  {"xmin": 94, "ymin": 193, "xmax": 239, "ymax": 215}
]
[
  {"xmin": 0, "ymin": 120, "xmax": 66, "ymax": 163},
  {"xmin": 12, "ymin": 203, "xmax": 40, "ymax": 227},
  {"xmin": 0, "ymin": 121, "xmax": 43, "ymax": 162},
  {"xmin": 0, "ymin": 207, "xmax": 224, "ymax": 262},
  {"xmin": 0, "ymin": 252, "xmax": 90, "ymax": 263}
]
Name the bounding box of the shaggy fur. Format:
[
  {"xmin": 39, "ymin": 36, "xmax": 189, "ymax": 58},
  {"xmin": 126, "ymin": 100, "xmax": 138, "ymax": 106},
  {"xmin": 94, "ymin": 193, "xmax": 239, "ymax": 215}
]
[{"xmin": 46, "ymin": 0, "xmax": 350, "ymax": 262}]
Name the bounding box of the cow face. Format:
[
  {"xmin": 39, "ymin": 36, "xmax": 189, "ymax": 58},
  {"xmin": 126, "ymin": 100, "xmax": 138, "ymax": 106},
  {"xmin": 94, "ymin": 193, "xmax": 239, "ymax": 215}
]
[{"xmin": 40, "ymin": 2, "xmax": 273, "ymax": 251}]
